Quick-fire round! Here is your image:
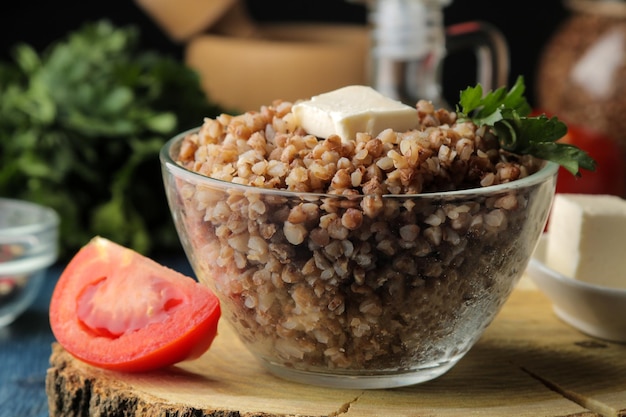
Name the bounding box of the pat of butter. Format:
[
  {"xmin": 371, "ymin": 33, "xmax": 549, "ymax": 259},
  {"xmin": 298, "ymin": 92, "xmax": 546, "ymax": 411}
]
[
  {"xmin": 546, "ymin": 193, "xmax": 626, "ymax": 289},
  {"xmin": 291, "ymin": 85, "xmax": 419, "ymax": 141}
]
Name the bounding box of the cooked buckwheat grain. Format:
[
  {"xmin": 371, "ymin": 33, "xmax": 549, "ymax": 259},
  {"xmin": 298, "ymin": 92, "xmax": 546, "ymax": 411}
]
[{"xmin": 171, "ymin": 99, "xmax": 548, "ymax": 373}]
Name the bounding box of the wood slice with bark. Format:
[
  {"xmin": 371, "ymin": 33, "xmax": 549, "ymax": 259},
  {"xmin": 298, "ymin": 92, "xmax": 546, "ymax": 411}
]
[{"xmin": 46, "ymin": 286, "xmax": 626, "ymax": 417}]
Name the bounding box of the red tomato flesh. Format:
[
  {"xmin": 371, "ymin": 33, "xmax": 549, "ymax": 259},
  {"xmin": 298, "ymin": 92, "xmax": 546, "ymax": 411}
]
[{"xmin": 50, "ymin": 236, "xmax": 221, "ymax": 372}]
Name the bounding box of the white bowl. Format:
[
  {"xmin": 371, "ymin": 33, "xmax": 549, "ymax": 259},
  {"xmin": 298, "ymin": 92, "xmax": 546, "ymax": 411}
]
[{"xmin": 527, "ymin": 235, "xmax": 626, "ymax": 342}]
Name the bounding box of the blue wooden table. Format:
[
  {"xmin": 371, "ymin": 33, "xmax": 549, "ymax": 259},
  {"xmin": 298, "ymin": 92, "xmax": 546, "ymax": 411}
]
[{"xmin": 0, "ymin": 257, "xmax": 193, "ymax": 417}]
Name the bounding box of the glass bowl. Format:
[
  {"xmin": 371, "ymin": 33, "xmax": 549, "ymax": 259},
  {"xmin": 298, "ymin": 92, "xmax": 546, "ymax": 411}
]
[
  {"xmin": 161, "ymin": 130, "xmax": 558, "ymax": 389},
  {"xmin": 0, "ymin": 198, "xmax": 59, "ymax": 326}
]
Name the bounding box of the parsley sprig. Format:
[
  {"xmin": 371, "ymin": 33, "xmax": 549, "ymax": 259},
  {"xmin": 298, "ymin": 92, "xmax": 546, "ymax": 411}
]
[
  {"xmin": 0, "ymin": 21, "xmax": 224, "ymax": 257},
  {"xmin": 456, "ymin": 76, "xmax": 596, "ymax": 176}
]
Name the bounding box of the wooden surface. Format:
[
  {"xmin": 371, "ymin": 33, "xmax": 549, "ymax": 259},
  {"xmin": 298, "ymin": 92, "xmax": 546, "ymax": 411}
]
[{"xmin": 45, "ymin": 280, "xmax": 626, "ymax": 417}]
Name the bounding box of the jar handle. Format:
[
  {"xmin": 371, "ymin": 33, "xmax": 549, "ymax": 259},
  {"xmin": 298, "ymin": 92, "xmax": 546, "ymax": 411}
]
[{"xmin": 445, "ymin": 21, "xmax": 510, "ymax": 91}]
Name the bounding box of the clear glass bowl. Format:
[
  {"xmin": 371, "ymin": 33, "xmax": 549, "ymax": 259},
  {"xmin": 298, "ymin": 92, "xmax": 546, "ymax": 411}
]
[
  {"xmin": 161, "ymin": 131, "xmax": 558, "ymax": 389},
  {"xmin": 0, "ymin": 198, "xmax": 59, "ymax": 326}
]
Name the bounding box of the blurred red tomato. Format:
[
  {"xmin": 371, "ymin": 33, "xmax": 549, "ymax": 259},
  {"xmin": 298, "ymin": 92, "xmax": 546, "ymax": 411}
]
[
  {"xmin": 556, "ymin": 124, "xmax": 626, "ymax": 197},
  {"xmin": 532, "ymin": 110, "xmax": 626, "ymax": 197}
]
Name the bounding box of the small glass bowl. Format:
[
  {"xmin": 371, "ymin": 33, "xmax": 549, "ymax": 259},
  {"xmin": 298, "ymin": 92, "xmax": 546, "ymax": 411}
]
[
  {"xmin": 161, "ymin": 131, "xmax": 558, "ymax": 389},
  {"xmin": 0, "ymin": 198, "xmax": 59, "ymax": 326}
]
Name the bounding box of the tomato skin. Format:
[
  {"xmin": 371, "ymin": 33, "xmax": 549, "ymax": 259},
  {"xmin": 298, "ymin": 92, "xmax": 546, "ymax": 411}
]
[{"xmin": 50, "ymin": 237, "xmax": 221, "ymax": 372}]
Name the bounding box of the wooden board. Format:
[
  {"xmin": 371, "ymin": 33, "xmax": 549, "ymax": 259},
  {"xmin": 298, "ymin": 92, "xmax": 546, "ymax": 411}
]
[{"xmin": 46, "ymin": 280, "xmax": 626, "ymax": 417}]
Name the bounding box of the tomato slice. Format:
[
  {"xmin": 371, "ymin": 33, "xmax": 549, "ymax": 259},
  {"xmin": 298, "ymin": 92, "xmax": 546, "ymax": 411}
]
[{"xmin": 49, "ymin": 236, "xmax": 220, "ymax": 372}]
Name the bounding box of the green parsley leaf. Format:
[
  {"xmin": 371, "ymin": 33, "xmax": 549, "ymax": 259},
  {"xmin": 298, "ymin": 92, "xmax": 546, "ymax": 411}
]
[
  {"xmin": 456, "ymin": 76, "xmax": 596, "ymax": 176},
  {"xmin": 0, "ymin": 20, "xmax": 225, "ymax": 258}
]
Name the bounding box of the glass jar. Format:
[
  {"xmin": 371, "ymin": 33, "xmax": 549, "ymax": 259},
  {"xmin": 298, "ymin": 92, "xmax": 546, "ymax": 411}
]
[
  {"xmin": 364, "ymin": 0, "xmax": 509, "ymax": 108},
  {"xmin": 537, "ymin": 0, "xmax": 626, "ymax": 148}
]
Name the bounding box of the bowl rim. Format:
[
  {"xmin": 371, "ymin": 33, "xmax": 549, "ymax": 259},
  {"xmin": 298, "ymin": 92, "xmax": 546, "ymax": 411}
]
[
  {"xmin": 0, "ymin": 198, "xmax": 60, "ymax": 237},
  {"xmin": 160, "ymin": 127, "xmax": 560, "ymax": 199},
  {"xmin": 528, "ymin": 234, "xmax": 626, "ymax": 296}
]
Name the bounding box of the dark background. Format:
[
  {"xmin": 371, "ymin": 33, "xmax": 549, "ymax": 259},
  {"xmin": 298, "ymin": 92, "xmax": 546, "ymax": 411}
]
[{"xmin": 0, "ymin": 0, "xmax": 569, "ymax": 106}]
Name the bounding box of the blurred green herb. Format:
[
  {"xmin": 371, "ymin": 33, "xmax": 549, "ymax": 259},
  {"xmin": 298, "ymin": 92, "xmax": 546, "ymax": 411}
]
[
  {"xmin": 0, "ymin": 20, "xmax": 224, "ymax": 258},
  {"xmin": 456, "ymin": 76, "xmax": 596, "ymax": 176}
]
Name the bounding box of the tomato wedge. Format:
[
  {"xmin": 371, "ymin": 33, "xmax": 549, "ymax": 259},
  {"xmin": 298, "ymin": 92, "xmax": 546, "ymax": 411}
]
[{"xmin": 49, "ymin": 236, "xmax": 220, "ymax": 372}]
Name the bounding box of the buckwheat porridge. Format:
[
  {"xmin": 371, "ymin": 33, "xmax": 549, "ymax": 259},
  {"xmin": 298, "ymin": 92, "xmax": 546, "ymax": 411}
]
[{"xmin": 167, "ymin": 98, "xmax": 551, "ymax": 374}]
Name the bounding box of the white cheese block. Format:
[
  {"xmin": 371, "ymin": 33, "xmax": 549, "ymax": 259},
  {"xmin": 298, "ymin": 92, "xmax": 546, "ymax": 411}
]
[
  {"xmin": 291, "ymin": 85, "xmax": 419, "ymax": 141},
  {"xmin": 546, "ymin": 193, "xmax": 626, "ymax": 289}
]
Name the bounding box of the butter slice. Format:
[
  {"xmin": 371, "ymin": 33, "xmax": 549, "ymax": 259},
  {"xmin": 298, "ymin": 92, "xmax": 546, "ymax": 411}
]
[
  {"xmin": 291, "ymin": 85, "xmax": 419, "ymax": 141},
  {"xmin": 546, "ymin": 194, "xmax": 626, "ymax": 289}
]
